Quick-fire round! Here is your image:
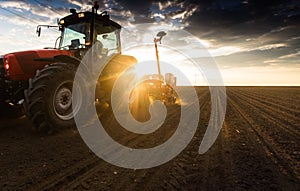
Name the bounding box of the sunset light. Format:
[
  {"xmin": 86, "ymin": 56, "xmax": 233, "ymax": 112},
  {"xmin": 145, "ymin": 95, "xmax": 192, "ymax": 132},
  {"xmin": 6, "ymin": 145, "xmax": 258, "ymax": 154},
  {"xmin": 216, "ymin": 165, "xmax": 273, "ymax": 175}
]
[
  {"xmin": 0, "ymin": 1, "xmax": 299, "ymax": 86},
  {"xmin": 0, "ymin": 1, "xmax": 299, "ymax": 190}
]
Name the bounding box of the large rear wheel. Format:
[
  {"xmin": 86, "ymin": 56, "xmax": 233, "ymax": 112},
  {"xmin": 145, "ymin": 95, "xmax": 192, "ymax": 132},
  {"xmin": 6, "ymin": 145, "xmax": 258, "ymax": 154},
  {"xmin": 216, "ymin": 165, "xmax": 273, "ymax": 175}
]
[{"xmin": 23, "ymin": 63, "xmax": 83, "ymax": 132}]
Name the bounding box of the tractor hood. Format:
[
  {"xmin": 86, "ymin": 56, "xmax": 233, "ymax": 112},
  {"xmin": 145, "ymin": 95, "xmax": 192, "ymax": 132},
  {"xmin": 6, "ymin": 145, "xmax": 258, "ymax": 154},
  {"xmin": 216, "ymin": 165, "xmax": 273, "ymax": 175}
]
[{"xmin": 2, "ymin": 49, "xmax": 73, "ymax": 80}]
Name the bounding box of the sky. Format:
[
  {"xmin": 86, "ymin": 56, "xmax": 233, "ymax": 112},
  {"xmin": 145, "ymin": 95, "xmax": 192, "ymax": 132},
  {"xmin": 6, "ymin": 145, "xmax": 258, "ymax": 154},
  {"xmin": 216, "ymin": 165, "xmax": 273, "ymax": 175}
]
[{"xmin": 0, "ymin": 0, "xmax": 299, "ymax": 85}]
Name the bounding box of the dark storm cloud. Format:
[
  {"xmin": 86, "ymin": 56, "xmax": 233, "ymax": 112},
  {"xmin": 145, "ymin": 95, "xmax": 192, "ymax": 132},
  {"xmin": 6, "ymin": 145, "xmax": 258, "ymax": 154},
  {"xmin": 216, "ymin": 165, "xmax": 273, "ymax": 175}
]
[
  {"xmin": 6, "ymin": 0, "xmax": 299, "ymax": 34},
  {"xmin": 105, "ymin": 0, "xmax": 299, "ymax": 50},
  {"xmin": 186, "ymin": 0, "xmax": 299, "ymax": 32},
  {"xmin": 185, "ymin": 0, "xmax": 299, "ymax": 41},
  {"xmin": 176, "ymin": 0, "xmax": 299, "ymax": 68},
  {"xmin": 117, "ymin": 0, "xmax": 153, "ymax": 15},
  {"xmin": 43, "ymin": 0, "xmax": 300, "ymax": 67},
  {"xmin": 1, "ymin": 0, "xmax": 298, "ymax": 68}
]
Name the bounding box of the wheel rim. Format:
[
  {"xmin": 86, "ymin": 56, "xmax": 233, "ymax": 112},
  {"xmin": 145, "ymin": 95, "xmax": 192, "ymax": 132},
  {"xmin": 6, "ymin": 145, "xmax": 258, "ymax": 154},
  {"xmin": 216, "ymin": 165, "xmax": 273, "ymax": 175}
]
[{"xmin": 53, "ymin": 81, "xmax": 82, "ymax": 120}]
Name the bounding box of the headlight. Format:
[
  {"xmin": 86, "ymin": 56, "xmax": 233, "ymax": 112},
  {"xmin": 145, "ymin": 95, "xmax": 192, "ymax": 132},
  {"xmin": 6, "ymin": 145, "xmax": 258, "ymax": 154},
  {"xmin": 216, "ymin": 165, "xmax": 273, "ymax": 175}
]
[
  {"xmin": 4, "ymin": 59, "xmax": 9, "ymax": 70},
  {"xmin": 78, "ymin": 13, "xmax": 84, "ymax": 18}
]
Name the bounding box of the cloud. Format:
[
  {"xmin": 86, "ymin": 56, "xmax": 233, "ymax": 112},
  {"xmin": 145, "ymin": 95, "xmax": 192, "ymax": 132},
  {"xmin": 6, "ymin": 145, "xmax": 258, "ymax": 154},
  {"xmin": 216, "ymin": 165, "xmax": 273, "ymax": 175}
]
[
  {"xmin": 0, "ymin": 1, "xmax": 31, "ymax": 11},
  {"xmin": 255, "ymin": 43, "xmax": 287, "ymax": 51},
  {"xmin": 209, "ymin": 46, "xmax": 242, "ymax": 56},
  {"xmin": 117, "ymin": 0, "xmax": 153, "ymax": 15},
  {"xmin": 0, "ymin": 0, "xmax": 299, "ymax": 78},
  {"xmin": 279, "ymin": 51, "xmax": 300, "ymax": 59},
  {"xmin": 149, "ymin": 1, "xmax": 199, "ymax": 28},
  {"xmin": 0, "ymin": 1, "xmax": 63, "ymax": 25},
  {"xmin": 67, "ymin": 0, "xmax": 92, "ymax": 12},
  {"xmin": 262, "ymin": 50, "xmax": 300, "ymax": 65}
]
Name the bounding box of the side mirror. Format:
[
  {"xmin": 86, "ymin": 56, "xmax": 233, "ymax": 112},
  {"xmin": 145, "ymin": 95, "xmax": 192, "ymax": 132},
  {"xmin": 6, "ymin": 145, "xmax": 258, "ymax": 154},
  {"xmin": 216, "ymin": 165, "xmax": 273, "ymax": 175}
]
[{"xmin": 36, "ymin": 26, "xmax": 41, "ymax": 37}]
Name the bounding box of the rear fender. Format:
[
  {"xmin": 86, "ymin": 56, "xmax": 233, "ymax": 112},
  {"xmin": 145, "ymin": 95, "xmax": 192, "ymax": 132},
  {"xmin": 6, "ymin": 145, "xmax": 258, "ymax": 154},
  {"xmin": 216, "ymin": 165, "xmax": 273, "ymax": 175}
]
[{"xmin": 54, "ymin": 55, "xmax": 91, "ymax": 78}]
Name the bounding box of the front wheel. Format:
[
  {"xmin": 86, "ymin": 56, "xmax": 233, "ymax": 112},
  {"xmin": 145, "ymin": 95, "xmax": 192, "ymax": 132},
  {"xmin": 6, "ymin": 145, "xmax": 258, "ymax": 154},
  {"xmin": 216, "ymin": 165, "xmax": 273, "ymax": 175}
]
[{"xmin": 23, "ymin": 63, "xmax": 83, "ymax": 132}]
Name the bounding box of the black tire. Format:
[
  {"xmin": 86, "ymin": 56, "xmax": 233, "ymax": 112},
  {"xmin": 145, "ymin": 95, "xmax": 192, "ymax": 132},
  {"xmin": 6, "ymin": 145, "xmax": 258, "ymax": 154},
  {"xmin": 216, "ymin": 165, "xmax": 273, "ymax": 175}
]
[{"xmin": 23, "ymin": 63, "xmax": 84, "ymax": 132}]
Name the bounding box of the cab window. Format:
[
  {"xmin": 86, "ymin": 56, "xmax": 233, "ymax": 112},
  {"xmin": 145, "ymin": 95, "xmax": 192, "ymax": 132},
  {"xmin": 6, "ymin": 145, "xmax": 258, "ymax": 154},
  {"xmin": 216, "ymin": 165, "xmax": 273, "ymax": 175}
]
[{"xmin": 96, "ymin": 31, "xmax": 118, "ymax": 54}]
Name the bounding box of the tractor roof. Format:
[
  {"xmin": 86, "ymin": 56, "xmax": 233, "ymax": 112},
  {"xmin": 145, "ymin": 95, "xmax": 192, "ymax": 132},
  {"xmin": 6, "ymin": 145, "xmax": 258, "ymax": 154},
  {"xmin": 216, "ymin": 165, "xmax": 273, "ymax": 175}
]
[{"xmin": 59, "ymin": 11, "xmax": 121, "ymax": 30}]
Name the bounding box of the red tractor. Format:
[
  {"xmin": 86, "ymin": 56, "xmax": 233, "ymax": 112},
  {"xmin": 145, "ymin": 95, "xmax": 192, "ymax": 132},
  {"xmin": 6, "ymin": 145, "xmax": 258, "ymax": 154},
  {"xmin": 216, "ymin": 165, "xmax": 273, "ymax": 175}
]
[{"xmin": 0, "ymin": 3, "xmax": 137, "ymax": 131}]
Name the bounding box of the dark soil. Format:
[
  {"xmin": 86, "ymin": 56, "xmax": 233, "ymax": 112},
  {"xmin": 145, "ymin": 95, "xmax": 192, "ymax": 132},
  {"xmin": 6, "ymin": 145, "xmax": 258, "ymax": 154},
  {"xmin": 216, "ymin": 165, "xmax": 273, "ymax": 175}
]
[{"xmin": 0, "ymin": 87, "xmax": 299, "ymax": 190}]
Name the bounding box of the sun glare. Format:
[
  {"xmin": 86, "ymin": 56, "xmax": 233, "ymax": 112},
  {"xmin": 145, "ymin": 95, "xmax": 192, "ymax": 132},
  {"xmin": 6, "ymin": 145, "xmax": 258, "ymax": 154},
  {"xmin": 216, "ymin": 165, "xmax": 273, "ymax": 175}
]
[{"xmin": 123, "ymin": 45, "xmax": 205, "ymax": 86}]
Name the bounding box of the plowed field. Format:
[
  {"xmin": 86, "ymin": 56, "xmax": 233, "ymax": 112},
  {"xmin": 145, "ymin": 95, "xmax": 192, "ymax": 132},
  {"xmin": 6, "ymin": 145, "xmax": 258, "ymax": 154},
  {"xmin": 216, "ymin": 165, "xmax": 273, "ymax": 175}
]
[{"xmin": 0, "ymin": 87, "xmax": 299, "ymax": 190}]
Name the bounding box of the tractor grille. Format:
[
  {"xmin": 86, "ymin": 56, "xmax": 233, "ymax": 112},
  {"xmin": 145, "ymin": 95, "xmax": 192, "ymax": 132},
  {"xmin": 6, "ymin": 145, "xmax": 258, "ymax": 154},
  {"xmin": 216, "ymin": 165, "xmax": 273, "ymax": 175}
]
[
  {"xmin": 0, "ymin": 57, "xmax": 5, "ymax": 78},
  {"xmin": 0, "ymin": 57, "xmax": 3, "ymax": 72},
  {"xmin": 0, "ymin": 57, "xmax": 5, "ymax": 101}
]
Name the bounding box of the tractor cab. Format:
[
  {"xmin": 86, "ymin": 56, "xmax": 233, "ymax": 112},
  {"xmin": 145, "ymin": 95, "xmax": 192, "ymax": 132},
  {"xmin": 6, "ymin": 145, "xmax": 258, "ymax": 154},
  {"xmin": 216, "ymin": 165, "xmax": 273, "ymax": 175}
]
[{"xmin": 56, "ymin": 5, "xmax": 121, "ymax": 58}]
